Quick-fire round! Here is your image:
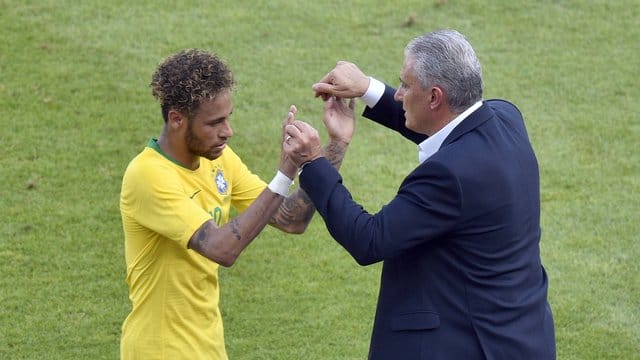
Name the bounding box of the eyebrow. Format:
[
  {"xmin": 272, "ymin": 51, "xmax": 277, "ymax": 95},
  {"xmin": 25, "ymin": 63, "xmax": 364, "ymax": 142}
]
[{"xmin": 209, "ymin": 109, "xmax": 233, "ymax": 123}]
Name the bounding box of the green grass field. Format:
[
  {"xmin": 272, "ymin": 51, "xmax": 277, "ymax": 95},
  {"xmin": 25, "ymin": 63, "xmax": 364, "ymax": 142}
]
[{"xmin": 1, "ymin": 0, "xmax": 638, "ymax": 358}]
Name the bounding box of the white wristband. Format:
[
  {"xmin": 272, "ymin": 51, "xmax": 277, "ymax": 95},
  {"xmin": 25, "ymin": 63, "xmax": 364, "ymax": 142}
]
[{"xmin": 267, "ymin": 170, "xmax": 293, "ymax": 197}]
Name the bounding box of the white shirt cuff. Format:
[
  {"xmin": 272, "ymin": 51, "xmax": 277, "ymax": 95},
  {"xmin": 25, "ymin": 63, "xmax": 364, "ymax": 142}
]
[{"xmin": 361, "ymin": 77, "xmax": 385, "ymax": 108}]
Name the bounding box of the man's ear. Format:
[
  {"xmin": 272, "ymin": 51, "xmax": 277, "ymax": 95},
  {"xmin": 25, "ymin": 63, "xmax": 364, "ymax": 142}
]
[
  {"xmin": 429, "ymin": 86, "xmax": 445, "ymax": 110},
  {"xmin": 167, "ymin": 109, "xmax": 187, "ymax": 130}
]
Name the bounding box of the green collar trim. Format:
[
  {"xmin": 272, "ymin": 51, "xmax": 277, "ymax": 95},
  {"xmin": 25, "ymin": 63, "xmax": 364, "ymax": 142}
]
[{"xmin": 147, "ymin": 138, "xmax": 191, "ymax": 169}]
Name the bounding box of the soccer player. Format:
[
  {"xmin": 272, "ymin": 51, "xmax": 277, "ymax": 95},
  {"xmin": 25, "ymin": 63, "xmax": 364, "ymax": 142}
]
[{"xmin": 119, "ymin": 49, "xmax": 354, "ymax": 359}]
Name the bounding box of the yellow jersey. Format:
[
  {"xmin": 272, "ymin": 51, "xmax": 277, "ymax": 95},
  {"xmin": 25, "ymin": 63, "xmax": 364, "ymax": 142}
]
[{"xmin": 119, "ymin": 139, "xmax": 265, "ymax": 359}]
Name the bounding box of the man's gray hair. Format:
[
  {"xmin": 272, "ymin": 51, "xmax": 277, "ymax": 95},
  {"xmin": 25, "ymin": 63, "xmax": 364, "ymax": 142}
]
[{"xmin": 405, "ymin": 29, "xmax": 483, "ymax": 113}]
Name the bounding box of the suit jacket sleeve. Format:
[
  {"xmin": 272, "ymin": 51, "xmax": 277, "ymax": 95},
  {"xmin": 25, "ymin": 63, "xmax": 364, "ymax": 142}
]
[
  {"xmin": 299, "ymin": 157, "xmax": 461, "ymax": 266},
  {"xmin": 362, "ymin": 84, "xmax": 427, "ymax": 144}
]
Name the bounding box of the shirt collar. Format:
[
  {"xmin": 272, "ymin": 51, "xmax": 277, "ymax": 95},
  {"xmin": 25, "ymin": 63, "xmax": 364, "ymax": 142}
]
[{"xmin": 418, "ymin": 100, "xmax": 483, "ymax": 163}]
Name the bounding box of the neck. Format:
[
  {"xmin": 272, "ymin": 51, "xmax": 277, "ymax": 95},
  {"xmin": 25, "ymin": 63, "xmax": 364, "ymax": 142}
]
[
  {"xmin": 157, "ymin": 133, "xmax": 199, "ymax": 170},
  {"xmin": 426, "ymin": 110, "xmax": 459, "ymax": 136}
]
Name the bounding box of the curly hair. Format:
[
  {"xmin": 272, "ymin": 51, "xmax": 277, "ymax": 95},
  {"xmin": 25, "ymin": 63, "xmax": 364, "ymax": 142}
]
[{"xmin": 150, "ymin": 49, "xmax": 234, "ymax": 122}]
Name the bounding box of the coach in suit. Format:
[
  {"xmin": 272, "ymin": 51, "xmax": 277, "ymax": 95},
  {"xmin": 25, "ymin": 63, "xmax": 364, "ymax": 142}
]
[{"xmin": 283, "ymin": 29, "xmax": 556, "ymax": 359}]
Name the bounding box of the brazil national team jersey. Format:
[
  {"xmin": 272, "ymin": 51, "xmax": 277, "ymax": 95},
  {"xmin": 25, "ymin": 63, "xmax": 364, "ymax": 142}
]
[{"xmin": 119, "ymin": 139, "xmax": 266, "ymax": 359}]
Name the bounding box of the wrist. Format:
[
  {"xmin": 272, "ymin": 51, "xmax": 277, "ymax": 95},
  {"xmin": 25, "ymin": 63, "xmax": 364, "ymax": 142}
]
[
  {"xmin": 358, "ymin": 76, "xmax": 371, "ymax": 97},
  {"xmin": 267, "ymin": 170, "xmax": 293, "ymax": 197},
  {"xmin": 279, "ymin": 160, "xmax": 297, "ymax": 180},
  {"xmin": 328, "ymin": 137, "xmax": 351, "ymax": 147}
]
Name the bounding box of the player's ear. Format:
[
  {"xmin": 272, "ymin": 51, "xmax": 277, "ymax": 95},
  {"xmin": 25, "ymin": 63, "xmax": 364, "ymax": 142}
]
[{"xmin": 167, "ymin": 109, "xmax": 187, "ymax": 130}]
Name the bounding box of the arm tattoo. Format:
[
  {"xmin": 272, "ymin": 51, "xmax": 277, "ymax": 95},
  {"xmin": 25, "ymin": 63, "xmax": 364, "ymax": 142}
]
[
  {"xmin": 270, "ymin": 189, "xmax": 315, "ymax": 227},
  {"xmin": 190, "ymin": 221, "xmax": 213, "ymax": 252},
  {"xmin": 323, "ymin": 140, "xmax": 347, "ymax": 169},
  {"xmin": 230, "ymin": 218, "xmax": 242, "ymax": 241}
]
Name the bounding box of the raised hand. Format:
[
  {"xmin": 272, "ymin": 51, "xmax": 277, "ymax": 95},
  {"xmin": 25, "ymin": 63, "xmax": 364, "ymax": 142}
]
[
  {"xmin": 312, "ymin": 61, "xmax": 370, "ymax": 100},
  {"xmin": 323, "ymin": 96, "xmax": 355, "ymax": 144},
  {"xmin": 283, "ymin": 120, "xmax": 322, "ymax": 168},
  {"xmin": 279, "ymin": 105, "xmax": 298, "ymax": 179}
]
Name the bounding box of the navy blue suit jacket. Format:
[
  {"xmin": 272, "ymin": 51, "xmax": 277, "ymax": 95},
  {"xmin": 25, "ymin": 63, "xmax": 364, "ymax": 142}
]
[{"xmin": 300, "ymin": 86, "xmax": 556, "ymax": 359}]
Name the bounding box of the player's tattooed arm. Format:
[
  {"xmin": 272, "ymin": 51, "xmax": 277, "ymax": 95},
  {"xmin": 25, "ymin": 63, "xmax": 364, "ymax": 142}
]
[
  {"xmin": 188, "ymin": 190, "xmax": 283, "ymax": 267},
  {"xmin": 323, "ymin": 139, "xmax": 348, "ymax": 169},
  {"xmin": 269, "ymin": 189, "xmax": 314, "ymax": 233}
]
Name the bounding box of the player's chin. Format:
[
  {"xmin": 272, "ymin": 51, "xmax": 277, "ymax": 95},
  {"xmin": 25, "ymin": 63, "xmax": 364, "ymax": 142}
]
[{"xmin": 202, "ymin": 149, "xmax": 223, "ymax": 160}]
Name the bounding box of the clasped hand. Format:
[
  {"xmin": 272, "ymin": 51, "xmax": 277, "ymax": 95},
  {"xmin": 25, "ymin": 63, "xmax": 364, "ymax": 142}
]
[
  {"xmin": 281, "ymin": 96, "xmax": 355, "ymax": 169},
  {"xmin": 282, "ymin": 117, "xmax": 322, "ymax": 169}
]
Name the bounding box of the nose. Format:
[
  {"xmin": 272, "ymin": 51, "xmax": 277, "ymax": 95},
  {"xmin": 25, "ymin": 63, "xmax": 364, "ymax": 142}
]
[
  {"xmin": 221, "ymin": 120, "xmax": 233, "ymax": 138},
  {"xmin": 394, "ymin": 87, "xmax": 404, "ymax": 102}
]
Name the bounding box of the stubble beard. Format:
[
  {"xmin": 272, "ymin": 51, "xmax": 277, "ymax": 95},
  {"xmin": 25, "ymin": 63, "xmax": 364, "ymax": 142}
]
[{"xmin": 185, "ymin": 123, "xmax": 220, "ymax": 161}]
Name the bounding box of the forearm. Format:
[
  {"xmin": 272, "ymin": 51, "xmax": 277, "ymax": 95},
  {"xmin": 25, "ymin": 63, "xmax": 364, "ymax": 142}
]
[
  {"xmin": 269, "ymin": 188, "xmax": 314, "ymax": 233},
  {"xmin": 299, "ymin": 157, "xmax": 381, "ymax": 266},
  {"xmin": 322, "ymin": 138, "xmax": 349, "ymax": 170},
  {"xmin": 189, "ymin": 189, "xmax": 284, "ymax": 266},
  {"xmin": 270, "ymin": 139, "xmax": 349, "ymax": 233}
]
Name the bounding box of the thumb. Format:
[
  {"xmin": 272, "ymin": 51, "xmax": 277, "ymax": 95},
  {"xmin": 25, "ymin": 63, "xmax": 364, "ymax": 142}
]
[
  {"xmin": 282, "ymin": 105, "xmax": 296, "ymax": 129},
  {"xmin": 282, "ymin": 106, "xmax": 296, "ymax": 141},
  {"xmin": 312, "ymin": 82, "xmax": 337, "ymax": 95},
  {"xmin": 286, "ymin": 105, "xmax": 296, "ymax": 125}
]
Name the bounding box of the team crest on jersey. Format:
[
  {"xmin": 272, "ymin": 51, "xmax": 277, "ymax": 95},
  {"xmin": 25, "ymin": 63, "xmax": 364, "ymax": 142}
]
[{"xmin": 214, "ymin": 169, "xmax": 228, "ymax": 195}]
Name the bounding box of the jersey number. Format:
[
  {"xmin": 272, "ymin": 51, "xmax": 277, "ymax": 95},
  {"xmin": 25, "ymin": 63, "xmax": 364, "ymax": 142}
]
[{"xmin": 209, "ymin": 207, "xmax": 223, "ymax": 226}]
